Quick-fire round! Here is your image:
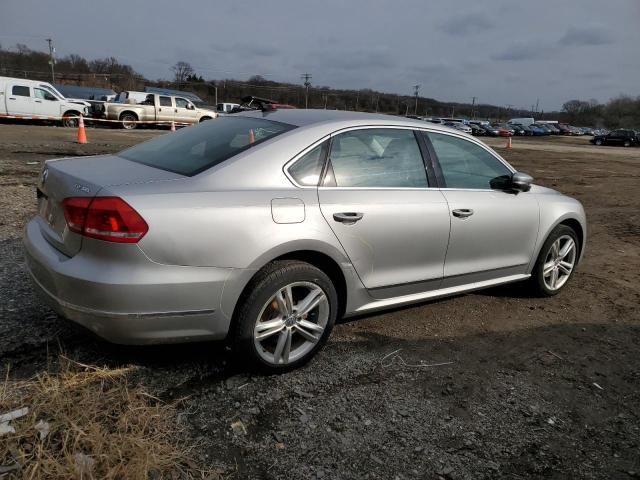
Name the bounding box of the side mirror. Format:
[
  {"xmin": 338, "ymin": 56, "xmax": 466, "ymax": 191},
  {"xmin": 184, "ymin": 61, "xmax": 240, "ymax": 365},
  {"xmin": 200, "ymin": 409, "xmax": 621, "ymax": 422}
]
[
  {"xmin": 511, "ymin": 172, "xmax": 533, "ymax": 192},
  {"xmin": 186, "ymin": 103, "xmax": 195, "ymax": 110}
]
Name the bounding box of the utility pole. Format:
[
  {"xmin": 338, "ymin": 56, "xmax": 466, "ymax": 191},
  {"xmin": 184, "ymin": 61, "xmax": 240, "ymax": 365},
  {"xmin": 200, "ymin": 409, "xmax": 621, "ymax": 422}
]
[
  {"xmin": 301, "ymin": 73, "xmax": 312, "ymax": 109},
  {"xmin": 46, "ymin": 38, "xmax": 55, "ymax": 82},
  {"xmin": 413, "ymin": 85, "xmax": 420, "ymax": 115},
  {"xmin": 535, "ymin": 98, "xmax": 540, "ymax": 115},
  {"xmin": 375, "ymin": 95, "xmax": 379, "ymax": 112},
  {"xmin": 506, "ymin": 104, "xmax": 513, "ymax": 118},
  {"xmin": 471, "ymin": 96, "xmax": 477, "ymax": 119}
]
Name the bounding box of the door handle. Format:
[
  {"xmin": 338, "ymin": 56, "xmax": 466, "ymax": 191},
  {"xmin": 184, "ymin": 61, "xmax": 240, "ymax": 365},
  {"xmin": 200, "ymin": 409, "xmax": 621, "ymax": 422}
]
[
  {"xmin": 9, "ymin": 97, "xmax": 16, "ymax": 100},
  {"xmin": 452, "ymin": 208, "xmax": 474, "ymax": 218},
  {"xmin": 333, "ymin": 212, "xmax": 364, "ymax": 224},
  {"xmin": 35, "ymin": 100, "xmax": 42, "ymax": 103},
  {"xmin": 174, "ymin": 108, "xmax": 178, "ymax": 112}
]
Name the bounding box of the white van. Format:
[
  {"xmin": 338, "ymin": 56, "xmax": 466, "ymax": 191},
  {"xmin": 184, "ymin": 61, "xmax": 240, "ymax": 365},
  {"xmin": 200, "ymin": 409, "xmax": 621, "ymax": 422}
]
[
  {"xmin": 0, "ymin": 76, "xmax": 90, "ymax": 127},
  {"xmin": 508, "ymin": 117, "xmax": 535, "ymax": 126}
]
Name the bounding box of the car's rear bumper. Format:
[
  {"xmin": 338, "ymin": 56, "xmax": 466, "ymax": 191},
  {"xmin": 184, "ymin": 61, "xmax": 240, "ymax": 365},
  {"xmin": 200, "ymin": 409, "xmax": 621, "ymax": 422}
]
[{"xmin": 23, "ymin": 218, "xmax": 237, "ymax": 344}]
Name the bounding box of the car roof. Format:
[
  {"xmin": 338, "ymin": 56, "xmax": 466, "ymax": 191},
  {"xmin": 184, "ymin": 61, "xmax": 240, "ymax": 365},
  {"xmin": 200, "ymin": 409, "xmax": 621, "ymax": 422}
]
[{"xmin": 236, "ymin": 108, "xmax": 454, "ymax": 133}]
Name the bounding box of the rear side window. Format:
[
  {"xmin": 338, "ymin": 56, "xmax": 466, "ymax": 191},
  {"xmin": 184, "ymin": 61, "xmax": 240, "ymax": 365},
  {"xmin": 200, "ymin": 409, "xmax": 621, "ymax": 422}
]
[
  {"xmin": 118, "ymin": 116, "xmax": 295, "ymax": 176},
  {"xmin": 12, "ymin": 85, "xmax": 30, "ymax": 97},
  {"xmin": 288, "ymin": 142, "xmax": 327, "ymax": 186},
  {"xmin": 326, "ymin": 129, "xmax": 428, "ymax": 188},
  {"xmin": 426, "ymin": 132, "xmax": 511, "ymax": 189}
]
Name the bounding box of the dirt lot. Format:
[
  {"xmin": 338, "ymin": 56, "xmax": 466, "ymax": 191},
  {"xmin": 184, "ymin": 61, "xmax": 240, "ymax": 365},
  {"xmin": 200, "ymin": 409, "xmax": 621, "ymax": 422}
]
[{"xmin": 1, "ymin": 123, "xmax": 639, "ymax": 479}]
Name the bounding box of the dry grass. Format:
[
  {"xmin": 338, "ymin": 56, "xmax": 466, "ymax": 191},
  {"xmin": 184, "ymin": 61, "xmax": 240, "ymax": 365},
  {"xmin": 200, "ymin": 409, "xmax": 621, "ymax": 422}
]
[{"xmin": 0, "ymin": 357, "xmax": 220, "ymax": 479}]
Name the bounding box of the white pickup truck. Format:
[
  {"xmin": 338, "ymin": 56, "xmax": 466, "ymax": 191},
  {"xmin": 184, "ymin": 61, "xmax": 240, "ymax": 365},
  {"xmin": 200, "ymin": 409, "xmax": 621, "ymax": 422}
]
[
  {"xmin": 104, "ymin": 92, "xmax": 217, "ymax": 129},
  {"xmin": 0, "ymin": 76, "xmax": 90, "ymax": 127}
]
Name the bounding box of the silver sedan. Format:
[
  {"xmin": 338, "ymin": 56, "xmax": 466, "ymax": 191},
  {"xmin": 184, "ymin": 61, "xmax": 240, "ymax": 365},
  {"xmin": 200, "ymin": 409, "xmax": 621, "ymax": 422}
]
[{"xmin": 24, "ymin": 110, "xmax": 586, "ymax": 372}]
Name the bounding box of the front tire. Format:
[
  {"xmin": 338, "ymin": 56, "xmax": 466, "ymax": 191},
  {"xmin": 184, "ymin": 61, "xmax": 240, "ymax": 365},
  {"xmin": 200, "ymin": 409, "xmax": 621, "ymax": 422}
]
[
  {"xmin": 594, "ymin": 139, "xmax": 603, "ymax": 146},
  {"xmin": 529, "ymin": 225, "xmax": 579, "ymax": 296},
  {"xmin": 623, "ymin": 140, "xmax": 631, "ymax": 147},
  {"xmin": 231, "ymin": 260, "xmax": 338, "ymax": 373},
  {"xmin": 62, "ymin": 112, "xmax": 80, "ymax": 128}
]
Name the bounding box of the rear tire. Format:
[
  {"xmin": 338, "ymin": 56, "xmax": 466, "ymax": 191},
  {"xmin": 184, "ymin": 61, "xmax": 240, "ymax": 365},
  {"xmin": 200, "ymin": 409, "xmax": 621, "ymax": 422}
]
[
  {"xmin": 529, "ymin": 225, "xmax": 579, "ymax": 297},
  {"xmin": 623, "ymin": 140, "xmax": 631, "ymax": 147},
  {"xmin": 230, "ymin": 260, "xmax": 337, "ymax": 373},
  {"xmin": 120, "ymin": 112, "xmax": 138, "ymax": 130},
  {"xmin": 594, "ymin": 139, "xmax": 603, "ymax": 146}
]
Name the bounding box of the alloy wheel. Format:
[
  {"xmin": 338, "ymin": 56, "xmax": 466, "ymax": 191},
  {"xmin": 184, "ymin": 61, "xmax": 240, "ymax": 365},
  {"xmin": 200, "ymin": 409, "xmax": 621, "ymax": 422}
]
[
  {"xmin": 253, "ymin": 282, "xmax": 329, "ymax": 365},
  {"xmin": 543, "ymin": 235, "xmax": 577, "ymax": 291}
]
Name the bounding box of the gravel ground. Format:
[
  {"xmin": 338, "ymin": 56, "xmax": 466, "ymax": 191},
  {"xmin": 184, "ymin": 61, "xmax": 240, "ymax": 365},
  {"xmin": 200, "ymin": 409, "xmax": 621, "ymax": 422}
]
[{"xmin": 0, "ymin": 123, "xmax": 639, "ymax": 479}]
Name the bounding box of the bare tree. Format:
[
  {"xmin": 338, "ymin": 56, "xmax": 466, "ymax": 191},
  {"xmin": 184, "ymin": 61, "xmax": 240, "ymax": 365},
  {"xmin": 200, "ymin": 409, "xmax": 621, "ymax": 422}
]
[{"xmin": 172, "ymin": 61, "xmax": 194, "ymax": 86}]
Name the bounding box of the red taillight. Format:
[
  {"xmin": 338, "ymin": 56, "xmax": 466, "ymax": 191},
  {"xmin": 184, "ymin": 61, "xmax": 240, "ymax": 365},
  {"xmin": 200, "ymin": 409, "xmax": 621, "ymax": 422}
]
[{"xmin": 62, "ymin": 197, "xmax": 148, "ymax": 243}]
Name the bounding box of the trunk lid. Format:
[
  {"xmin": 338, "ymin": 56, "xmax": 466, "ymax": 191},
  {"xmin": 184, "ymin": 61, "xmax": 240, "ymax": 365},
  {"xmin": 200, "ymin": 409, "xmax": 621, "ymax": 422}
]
[{"xmin": 36, "ymin": 154, "xmax": 183, "ymax": 257}]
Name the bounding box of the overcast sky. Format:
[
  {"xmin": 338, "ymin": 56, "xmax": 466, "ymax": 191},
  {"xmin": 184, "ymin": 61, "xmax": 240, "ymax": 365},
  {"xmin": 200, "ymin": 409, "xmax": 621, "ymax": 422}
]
[{"xmin": 2, "ymin": 0, "xmax": 638, "ymax": 110}]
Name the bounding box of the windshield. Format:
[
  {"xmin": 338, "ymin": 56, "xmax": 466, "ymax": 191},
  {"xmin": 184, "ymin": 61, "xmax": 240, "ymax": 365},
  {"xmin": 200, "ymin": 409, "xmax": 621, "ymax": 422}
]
[
  {"xmin": 40, "ymin": 85, "xmax": 65, "ymax": 100},
  {"xmin": 118, "ymin": 116, "xmax": 295, "ymax": 176}
]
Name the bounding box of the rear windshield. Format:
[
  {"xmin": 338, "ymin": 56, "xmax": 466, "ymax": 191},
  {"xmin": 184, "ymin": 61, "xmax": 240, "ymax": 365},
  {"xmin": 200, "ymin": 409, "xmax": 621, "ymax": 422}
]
[{"xmin": 118, "ymin": 116, "xmax": 295, "ymax": 176}]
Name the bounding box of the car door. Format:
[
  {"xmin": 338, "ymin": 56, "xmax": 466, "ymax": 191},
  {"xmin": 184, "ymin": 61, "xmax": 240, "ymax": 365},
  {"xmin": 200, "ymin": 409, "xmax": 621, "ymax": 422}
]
[
  {"xmin": 157, "ymin": 95, "xmax": 174, "ymax": 122},
  {"xmin": 175, "ymin": 97, "xmax": 199, "ymax": 124},
  {"xmin": 33, "ymin": 87, "xmax": 61, "ymax": 117},
  {"xmin": 316, "ymin": 127, "xmax": 451, "ymax": 297},
  {"xmin": 424, "ymin": 131, "xmax": 540, "ymax": 288},
  {"xmin": 7, "ymin": 84, "xmax": 33, "ymax": 115}
]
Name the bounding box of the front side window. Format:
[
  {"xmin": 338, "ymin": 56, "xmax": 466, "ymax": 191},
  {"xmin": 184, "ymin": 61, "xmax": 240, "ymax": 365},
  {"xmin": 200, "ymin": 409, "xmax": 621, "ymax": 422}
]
[
  {"xmin": 12, "ymin": 85, "xmax": 30, "ymax": 97},
  {"xmin": 288, "ymin": 142, "xmax": 327, "ymax": 186},
  {"xmin": 34, "ymin": 88, "xmax": 56, "ymax": 101},
  {"xmin": 326, "ymin": 129, "xmax": 427, "ymax": 188},
  {"xmin": 159, "ymin": 96, "xmax": 172, "ymax": 107},
  {"xmin": 119, "ymin": 116, "xmax": 295, "ymax": 176},
  {"xmin": 426, "ymin": 132, "xmax": 511, "ymax": 189},
  {"xmin": 175, "ymin": 98, "xmax": 189, "ymax": 108}
]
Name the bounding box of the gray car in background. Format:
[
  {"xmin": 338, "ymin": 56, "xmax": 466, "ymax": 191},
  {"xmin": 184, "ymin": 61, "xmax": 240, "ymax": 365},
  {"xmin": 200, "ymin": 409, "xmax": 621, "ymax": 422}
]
[{"xmin": 24, "ymin": 110, "xmax": 587, "ymax": 372}]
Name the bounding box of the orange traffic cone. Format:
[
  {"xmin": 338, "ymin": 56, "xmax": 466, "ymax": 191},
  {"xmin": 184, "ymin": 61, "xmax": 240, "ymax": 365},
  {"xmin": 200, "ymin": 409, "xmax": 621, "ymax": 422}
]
[
  {"xmin": 76, "ymin": 114, "xmax": 87, "ymax": 144},
  {"xmin": 506, "ymin": 136, "xmax": 512, "ymax": 149},
  {"xmin": 170, "ymin": 121, "xmax": 176, "ymax": 132},
  {"xmin": 248, "ymin": 129, "xmax": 255, "ymax": 144}
]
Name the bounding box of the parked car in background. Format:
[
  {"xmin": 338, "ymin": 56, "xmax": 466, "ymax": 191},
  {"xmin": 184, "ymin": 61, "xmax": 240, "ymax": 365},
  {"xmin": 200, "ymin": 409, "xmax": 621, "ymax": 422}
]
[
  {"xmin": 544, "ymin": 124, "xmax": 561, "ymax": 135},
  {"xmin": 497, "ymin": 125, "xmax": 514, "ymax": 137},
  {"xmin": 0, "ymin": 76, "xmax": 89, "ymax": 127},
  {"xmin": 528, "ymin": 124, "xmax": 549, "ymax": 136},
  {"xmin": 508, "ymin": 124, "xmax": 527, "ymax": 136},
  {"xmin": 469, "ymin": 123, "xmax": 486, "ymax": 136},
  {"xmin": 590, "ymin": 129, "xmax": 639, "ymax": 147},
  {"xmin": 444, "ymin": 121, "xmax": 472, "ymax": 134},
  {"xmin": 104, "ymin": 93, "xmax": 217, "ymax": 129},
  {"xmin": 24, "ymin": 110, "xmax": 586, "ymax": 372},
  {"xmin": 556, "ymin": 124, "xmax": 573, "ymax": 135},
  {"xmin": 479, "ymin": 124, "xmax": 500, "ymax": 136}
]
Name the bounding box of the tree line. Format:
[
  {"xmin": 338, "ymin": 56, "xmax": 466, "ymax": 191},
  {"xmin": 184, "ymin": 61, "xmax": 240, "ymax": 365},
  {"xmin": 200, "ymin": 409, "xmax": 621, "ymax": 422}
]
[{"xmin": 0, "ymin": 44, "xmax": 637, "ymax": 128}]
